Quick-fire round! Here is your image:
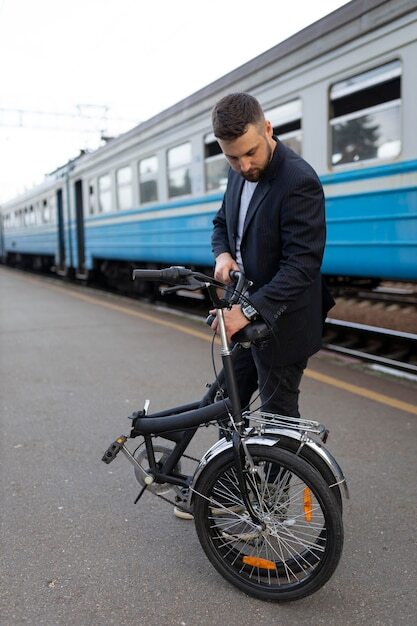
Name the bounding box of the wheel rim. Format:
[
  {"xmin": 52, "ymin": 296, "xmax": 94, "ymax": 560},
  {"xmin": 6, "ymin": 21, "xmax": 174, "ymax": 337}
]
[{"xmin": 203, "ymin": 458, "xmax": 334, "ymax": 590}]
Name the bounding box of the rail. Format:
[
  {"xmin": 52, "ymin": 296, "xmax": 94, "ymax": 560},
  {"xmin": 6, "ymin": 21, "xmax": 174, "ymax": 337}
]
[{"xmin": 323, "ymin": 318, "xmax": 417, "ymax": 375}]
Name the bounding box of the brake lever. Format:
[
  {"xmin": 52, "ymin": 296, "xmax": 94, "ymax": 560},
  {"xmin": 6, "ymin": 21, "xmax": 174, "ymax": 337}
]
[
  {"xmin": 160, "ymin": 283, "xmax": 202, "ymax": 295},
  {"xmin": 228, "ymin": 271, "xmax": 253, "ymax": 306}
]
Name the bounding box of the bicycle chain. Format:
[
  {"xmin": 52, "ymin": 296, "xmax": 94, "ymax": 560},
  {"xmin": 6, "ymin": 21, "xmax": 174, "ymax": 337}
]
[
  {"xmin": 154, "ymin": 491, "xmax": 178, "ymax": 508},
  {"xmin": 182, "ymin": 453, "xmax": 200, "ymax": 462},
  {"xmin": 140, "ymin": 420, "xmax": 231, "ymax": 508},
  {"xmin": 139, "ymin": 452, "xmax": 199, "ymax": 509}
]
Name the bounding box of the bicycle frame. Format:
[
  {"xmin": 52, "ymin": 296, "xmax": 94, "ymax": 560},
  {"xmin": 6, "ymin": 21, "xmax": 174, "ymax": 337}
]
[
  {"xmin": 108, "ymin": 301, "xmax": 265, "ymax": 521},
  {"xmin": 102, "ymin": 266, "xmax": 348, "ymax": 601},
  {"xmin": 102, "ymin": 266, "xmax": 348, "ymax": 515}
]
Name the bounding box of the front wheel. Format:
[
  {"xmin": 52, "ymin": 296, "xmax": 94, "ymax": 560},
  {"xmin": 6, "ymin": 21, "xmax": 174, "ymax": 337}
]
[{"xmin": 193, "ymin": 445, "xmax": 343, "ymax": 601}]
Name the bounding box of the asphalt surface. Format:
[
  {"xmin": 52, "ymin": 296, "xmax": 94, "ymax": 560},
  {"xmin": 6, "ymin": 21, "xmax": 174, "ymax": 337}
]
[{"xmin": 1, "ymin": 267, "xmax": 416, "ymax": 626}]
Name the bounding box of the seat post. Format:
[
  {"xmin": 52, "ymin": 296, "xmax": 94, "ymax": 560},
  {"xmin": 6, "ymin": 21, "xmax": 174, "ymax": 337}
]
[{"xmin": 216, "ymin": 308, "xmax": 244, "ymax": 430}]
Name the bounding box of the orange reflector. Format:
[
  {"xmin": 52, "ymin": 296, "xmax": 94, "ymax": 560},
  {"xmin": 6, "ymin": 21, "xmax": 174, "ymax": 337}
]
[
  {"xmin": 303, "ymin": 487, "xmax": 313, "ymax": 522},
  {"xmin": 242, "ymin": 556, "xmax": 276, "ymax": 570}
]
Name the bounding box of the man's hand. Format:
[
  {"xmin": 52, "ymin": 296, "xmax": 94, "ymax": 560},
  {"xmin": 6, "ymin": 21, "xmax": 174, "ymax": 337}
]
[
  {"xmin": 210, "ymin": 304, "xmax": 250, "ymax": 342},
  {"xmin": 214, "ymin": 252, "xmax": 239, "ymax": 284}
]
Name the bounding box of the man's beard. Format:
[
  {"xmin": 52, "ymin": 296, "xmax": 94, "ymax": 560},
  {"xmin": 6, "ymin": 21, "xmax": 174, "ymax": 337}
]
[{"xmin": 242, "ymin": 142, "xmax": 273, "ymax": 182}]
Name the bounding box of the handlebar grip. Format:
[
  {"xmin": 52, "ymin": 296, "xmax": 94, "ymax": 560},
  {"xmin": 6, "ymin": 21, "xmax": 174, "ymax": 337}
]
[
  {"xmin": 132, "ymin": 266, "xmax": 192, "ymax": 283},
  {"xmin": 206, "ymin": 313, "xmax": 216, "ymax": 327},
  {"xmin": 132, "ymin": 269, "xmax": 166, "ymax": 281},
  {"xmin": 229, "ymin": 270, "xmax": 240, "ymax": 281},
  {"xmin": 227, "ymin": 269, "xmax": 252, "ymax": 306}
]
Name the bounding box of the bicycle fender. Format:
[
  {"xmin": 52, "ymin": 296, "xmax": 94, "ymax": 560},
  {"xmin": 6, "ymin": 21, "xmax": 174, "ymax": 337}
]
[
  {"xmin": 188, "ymin": 430, "xmax": 348, "ymax": 510},
  {"xmin": 187, "ymin": 435, "xmax": 273, "ymax": 508},
  {"xmin": 264, "ymin": 428, "xmax": 349, "ymax": 501}
]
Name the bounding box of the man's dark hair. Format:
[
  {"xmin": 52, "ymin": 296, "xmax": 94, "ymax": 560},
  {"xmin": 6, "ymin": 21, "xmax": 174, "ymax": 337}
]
[{"xmin": 212, "ymin": 93, "xmax": 265, "ymax": 140}]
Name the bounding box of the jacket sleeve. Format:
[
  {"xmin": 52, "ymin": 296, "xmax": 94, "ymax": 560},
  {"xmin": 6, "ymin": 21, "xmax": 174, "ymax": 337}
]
[
  {"xmin": 211, "ymin": 195, "xmax": 232, "ymax": 259},
  {"xmin": 249, "ymin": 175, "xmax": 326, "ymax": 325}
]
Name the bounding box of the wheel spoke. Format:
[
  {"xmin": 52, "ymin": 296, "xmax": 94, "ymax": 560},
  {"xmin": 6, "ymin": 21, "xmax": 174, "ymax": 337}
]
[{"xmin": 193, "ymin": 445, "xmax": 343, "ymax": 600}]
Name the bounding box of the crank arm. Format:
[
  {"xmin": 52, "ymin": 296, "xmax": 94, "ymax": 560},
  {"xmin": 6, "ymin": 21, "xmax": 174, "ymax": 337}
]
[
  {"xmin": 102, "ymin": 436, "xmax": 127, "ymax": 464},
  {"xmin": 102, "ymin": 436, "xmax": 155, "ymax": 485}
]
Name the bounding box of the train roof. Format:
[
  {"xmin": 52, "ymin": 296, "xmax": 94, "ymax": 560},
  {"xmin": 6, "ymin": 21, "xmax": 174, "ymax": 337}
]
[
  {"xmin": 2, "ymin": 0, "xmax": 416, "ymax": 206},
  {"xmin": 74, "ymin": 0, "xmax": 415, "ymax": 167},
  {"xmin": 77, "ymin": 0, "xmax": 417, "ymax": 154}
]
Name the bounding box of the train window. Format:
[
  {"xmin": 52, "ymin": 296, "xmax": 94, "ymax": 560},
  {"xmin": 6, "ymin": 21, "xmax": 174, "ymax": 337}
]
[
  {"xmin": 42, "ymin": 199, "xmax": 51, "ymax": 223},
  {"xmin": 98, "ymin": 174, "xmax": 112, "ymax": 213},
  {"xmin": 167, "ymin": 142, "xmax": 192, "ymax": 198},
  {"xmin": 204, "ymin": 133, "xmax": 229, "ymax": 192},
  {"xmin": 116, "ymin": 166, "xmax": 133, "ymax": 211},
  {"xmin": 330, "ymin": 61, "xmax": 401, "ymax": 166},
  {"xmin": 265, "ymin": 100, "xmax": 302, "ymax": 155},
  {"xmin": 139, "ymin": 156, "xmax": 158, "ymax": 203},
  {"xmin": 88, "ymin": 181, "xmax": 95, "ymax": 215}
]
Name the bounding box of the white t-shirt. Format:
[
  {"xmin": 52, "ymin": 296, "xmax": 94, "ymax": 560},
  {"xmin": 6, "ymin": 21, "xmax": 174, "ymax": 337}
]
[{"xmin": 235, "ymin": 180, "xmax": 258, "ymax": 271}]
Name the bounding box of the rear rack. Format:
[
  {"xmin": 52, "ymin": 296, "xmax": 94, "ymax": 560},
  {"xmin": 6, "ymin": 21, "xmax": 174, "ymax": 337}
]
[{"xmin": 244, "ymin": 410, "xmax": 327, "ymax": 439}]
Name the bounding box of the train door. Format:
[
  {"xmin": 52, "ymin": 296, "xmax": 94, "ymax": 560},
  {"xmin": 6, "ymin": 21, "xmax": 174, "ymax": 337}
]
[
  {"xmin": 56, "ymin": 188, "xmax": 66, "ymax": 273},
  {"xmin": 74, "ymin": 179, "xmax": 86, "ymax": 277}
]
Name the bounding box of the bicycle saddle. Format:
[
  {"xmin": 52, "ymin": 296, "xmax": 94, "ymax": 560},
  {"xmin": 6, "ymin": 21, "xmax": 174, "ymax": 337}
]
[{"xmin": 232, "ymin": 321, "xmax": 271, "ymax": 346}]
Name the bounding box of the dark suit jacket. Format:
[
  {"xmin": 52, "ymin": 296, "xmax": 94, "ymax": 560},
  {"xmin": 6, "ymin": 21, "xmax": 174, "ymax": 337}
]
[{"xmin": 212, "ymin": 139, "xmax": 334, "ymax": 366}]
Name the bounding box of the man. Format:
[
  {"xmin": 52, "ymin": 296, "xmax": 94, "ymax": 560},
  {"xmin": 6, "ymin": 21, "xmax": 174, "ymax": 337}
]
[
  {"xmin": 211, "ymin": 92, "xmax": 334, "ymax": 418},
  {"xmin": 173, "ymin": 92, "xmax": 333, "ymax": 520}
]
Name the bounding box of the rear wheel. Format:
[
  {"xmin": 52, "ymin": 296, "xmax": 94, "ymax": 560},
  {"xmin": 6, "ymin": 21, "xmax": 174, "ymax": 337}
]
[{"xmin": 193, "ymin": 445, "xmax": 343, "ymax": 601}]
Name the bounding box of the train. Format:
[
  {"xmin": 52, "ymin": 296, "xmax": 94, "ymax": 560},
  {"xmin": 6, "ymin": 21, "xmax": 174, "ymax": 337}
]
[{"xmin": 1, "ymin": 0, "xmax": 416, "ymax": 295}]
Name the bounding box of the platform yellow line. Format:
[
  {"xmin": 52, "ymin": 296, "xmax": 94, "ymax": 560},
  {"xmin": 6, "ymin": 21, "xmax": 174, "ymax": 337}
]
[
  {"xmin": 45, "ymin": 283, "xmax": 218, "ymax": 343},
  {"xmin": 21, "ymin": 272, "xmax": 417, "ymax": 417},
  {"xmin": 304, "ymin": 369, "xmax": 417, "ymax": 416}
]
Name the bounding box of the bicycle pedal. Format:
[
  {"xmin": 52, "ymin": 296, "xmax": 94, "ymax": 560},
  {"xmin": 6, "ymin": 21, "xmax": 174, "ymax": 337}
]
[{"xmin": 102, "ymin": 436, "xmax": 127, "ymax": 464}]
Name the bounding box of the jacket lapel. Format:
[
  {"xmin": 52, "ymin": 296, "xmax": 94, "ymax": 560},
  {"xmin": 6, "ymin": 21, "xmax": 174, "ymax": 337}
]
[
  {"xmin": 226, "ymin": 175, "xmax": 244, "ymax": 255},
  {"xmin": 241, "ymin": 181, "xmax": 271, "ymax": 239},
  {"xmin": 241, "ymin": 139, "xmax": 284, "ymax": 239}
]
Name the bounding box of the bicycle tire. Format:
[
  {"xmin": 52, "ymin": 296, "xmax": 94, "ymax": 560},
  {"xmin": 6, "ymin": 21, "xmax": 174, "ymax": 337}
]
[
  {"xmin": 273, "ymin": 436, "xmax": 343, "ymax": 513},
  {"xmin": 193, "ymin": 445, "xmax": 343, "ymax": 602}
]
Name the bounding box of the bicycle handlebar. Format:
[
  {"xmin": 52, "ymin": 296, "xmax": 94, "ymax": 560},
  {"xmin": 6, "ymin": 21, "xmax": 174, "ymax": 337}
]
[
  {"xmin": 205, "ymin": 269, "xmax": 252, "ymax": 327},
  {"xmin": 132, "ymin": 265, "xmax": 270, "ymax": 346},
  {"xmin": 132, "ymin": 266, "xmax": 194, "ymax": 284}
]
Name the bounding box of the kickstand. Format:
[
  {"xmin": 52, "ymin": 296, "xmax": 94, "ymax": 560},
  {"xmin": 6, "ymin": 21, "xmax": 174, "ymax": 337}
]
[{"xmin": 134, "ymin": 484, "xmax": 148, "ymax": 504}]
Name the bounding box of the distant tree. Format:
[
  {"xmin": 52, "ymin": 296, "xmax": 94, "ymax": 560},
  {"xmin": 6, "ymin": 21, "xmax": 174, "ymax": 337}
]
[{"xmin": 333, "ymin": 115, "xmax": 380, "ymax": 164}]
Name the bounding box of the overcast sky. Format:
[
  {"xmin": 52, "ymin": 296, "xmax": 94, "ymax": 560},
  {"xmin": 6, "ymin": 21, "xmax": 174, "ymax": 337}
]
[{"xmin": 0, "ymin": 0, "xmax": 350, "ymax": 203}]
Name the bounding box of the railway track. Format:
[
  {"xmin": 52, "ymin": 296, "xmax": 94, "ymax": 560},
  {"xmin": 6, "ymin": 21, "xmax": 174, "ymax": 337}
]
[
  {"xmin": 3, "ymin": 265, "xmax": 417, "ymax": 377},
  {"xmin": 164, "ymin": 294, "xmax": 417, "ymax": 376},
  {"xmin": 323, "ymin": 318, "xmax": 417, "ymax": 375},
  {"xmin": 332, "ymin": 284, "xmax": 417, "ymax": 307}
]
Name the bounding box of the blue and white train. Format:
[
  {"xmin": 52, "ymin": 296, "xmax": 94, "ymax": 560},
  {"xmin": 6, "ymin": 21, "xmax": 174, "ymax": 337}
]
[{"xmin": 1, "ymin": 0, "xmax": 416, "ymax": 290}]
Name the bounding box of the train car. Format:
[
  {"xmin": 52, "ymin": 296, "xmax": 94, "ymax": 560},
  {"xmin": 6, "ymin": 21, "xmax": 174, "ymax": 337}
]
[
  {"xmin": 0, "ymin": 160, "xmax": 76, "ymax": 275},
  {"xmin": 1, "ymin": 0, "xmax": 416, "ymax": 289}
]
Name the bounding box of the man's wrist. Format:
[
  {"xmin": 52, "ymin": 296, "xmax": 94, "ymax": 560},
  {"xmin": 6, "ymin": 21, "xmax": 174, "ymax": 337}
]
[{"xmin": 240, "ymin": 303, "xmax": 258, "ymax": 321}]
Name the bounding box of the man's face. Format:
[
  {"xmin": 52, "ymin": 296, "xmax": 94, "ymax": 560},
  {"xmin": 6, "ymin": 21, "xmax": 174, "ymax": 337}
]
[{"xmin": 217, "ymin": 120, "xmax": 275, "ymax": 182}]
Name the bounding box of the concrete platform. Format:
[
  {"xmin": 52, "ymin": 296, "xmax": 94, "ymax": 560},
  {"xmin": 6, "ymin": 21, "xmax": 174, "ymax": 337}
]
[{"xmin": 1, "ymin": 267, "xmax": 416, "ymax": 626}]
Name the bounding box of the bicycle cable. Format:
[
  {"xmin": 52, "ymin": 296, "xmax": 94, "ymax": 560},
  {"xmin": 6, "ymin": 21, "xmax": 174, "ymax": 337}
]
[{"xmin": 209, "ymin": 285, "xmax": 285, "ymax": 417}]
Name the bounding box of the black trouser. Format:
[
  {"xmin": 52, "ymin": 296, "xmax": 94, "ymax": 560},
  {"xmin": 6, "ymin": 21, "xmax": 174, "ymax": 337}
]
[
  {"xmin": 228, "ymin": 347, "xmax": 307, "ymax": 487},
  {"xmin": 232, "ymin": 345, "xmax": 307, "ymax": 417}
]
